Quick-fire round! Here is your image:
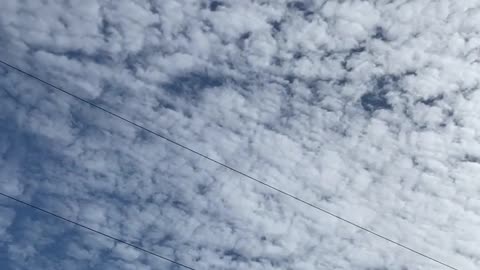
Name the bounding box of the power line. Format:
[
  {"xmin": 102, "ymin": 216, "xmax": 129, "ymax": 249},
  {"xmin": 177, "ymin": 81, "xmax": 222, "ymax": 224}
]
[
  {"xmin": 0, "ymin": 192, "xmax": 196, "ymax": 270},
  {"xmin": 0, "ymin": 59, "xmax": 459, "ymax": 270}
]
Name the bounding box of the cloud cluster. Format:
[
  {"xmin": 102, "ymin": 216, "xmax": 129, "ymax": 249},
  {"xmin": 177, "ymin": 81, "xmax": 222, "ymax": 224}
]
[{"xmin": 1, "ymin": 0, "xmax": 480, "ymax": 269}]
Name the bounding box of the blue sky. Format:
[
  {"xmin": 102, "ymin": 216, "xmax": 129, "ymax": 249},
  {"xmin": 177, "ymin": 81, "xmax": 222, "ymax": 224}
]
[{"xmin": 1, "ymin": 1, "xmax": 480, "ymax": 269}]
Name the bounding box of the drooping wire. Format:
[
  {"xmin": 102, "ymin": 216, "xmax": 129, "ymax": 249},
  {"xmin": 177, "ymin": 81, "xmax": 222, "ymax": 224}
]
[
  {"xmin": 0, "ymin": 59, "xmax": 459, "ymax": 270},
  {"xmin": 0, "ymin": 192, "xmax": 196, "ymax": 270}
]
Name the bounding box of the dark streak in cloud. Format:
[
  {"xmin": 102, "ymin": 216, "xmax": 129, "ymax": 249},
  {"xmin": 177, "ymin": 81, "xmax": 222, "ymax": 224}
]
[{"xmin": 162, "ymin": 72, "xmax": 224, "ymax": 98}]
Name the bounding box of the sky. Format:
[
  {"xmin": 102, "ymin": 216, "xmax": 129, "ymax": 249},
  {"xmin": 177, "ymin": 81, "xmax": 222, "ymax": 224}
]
[{"xmin": 0, "ymin": 0, "xmax": 480, "ymax": 269}]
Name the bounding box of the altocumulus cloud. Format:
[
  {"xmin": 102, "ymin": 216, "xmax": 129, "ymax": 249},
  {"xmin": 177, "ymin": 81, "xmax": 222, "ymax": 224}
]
[{"xmin": 1, "ymin": 0, "xmax": 480, "ymax": 269}]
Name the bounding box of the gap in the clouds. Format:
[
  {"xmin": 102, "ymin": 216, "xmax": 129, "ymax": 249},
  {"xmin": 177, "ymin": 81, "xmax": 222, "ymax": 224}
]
[
  {"xmin": 342, "ymin": 46, "xmax": 366, "ymax": 72},
  {"xmin": 271, "ymin": 56, "xmax": 284, "ymax": 68},
  {"xmin": 147, "ymin": 0, "xmax": 160, "ymax": 14},
  {"xmin": 125, "ymin": 53, "xmax": 145, "ymax": 74},
  {"xmin": 269, "ymin": 20, "xmax": 282, "ymax": 33},
  {"xmin": 99, "ymin": 18, "xmax": 114, "ymax": 42},
  {"xmin": 236, "ymin": 32, "xmax": 252, "ymax": 50},
  {"xmin": 360, "ymin": 75, "xmax": 403, "ymax": 113},
  {"xmin": 462, "ymin": 154, "xmax": 480, "ymax": 164},
  {"xmin": 287, "ymin": 1, "xmax": 314, "ymax": 18},
  {"xmin": 222, "ymin": 246, "xmax": 287, "ymax": 267},
  {"xmin": 375, "ymin": 74, "xmax": 401, "ymax": 88},
  {"xmin": 152, "ymin": 97, "xmax": 177, "ymax": 114},
  {"xmin": 417, "ymin": 94, "xmax": 444, "ymax": 106},
  {"xmin": 196, "ymin": 183, "xmax": 212, "ymax": 196},
  {"xmin": 285, "ymin": 74, "xmax": 296, "ymax": 84},
  {"xmin": 372, "ymin": 26, "xmax": 389, "ymax": 41},
  {"xmin": 336, "ymin": 77, "xmax": 349, "ymax": 86},
  {"xmin": 360, "ymin": 92, "xmax": 392, "ymax": 112},
  {"xmin": 223, "ymin": 249, "xmax": 248, "ymax": 263},
  {"xmin": 161, "ymin": 71, "xmax": 225, "ymax": 100},
  {"xmin": 63, "ymin": 50, "xmax": 114, "ymax": 65},
  {"xmin": 206, "ymin": 1, "xmax": 225, "ymax": 12},
  {"xmin": 293, "ymin": 51, "xmax": 304, "ymax": 60}
]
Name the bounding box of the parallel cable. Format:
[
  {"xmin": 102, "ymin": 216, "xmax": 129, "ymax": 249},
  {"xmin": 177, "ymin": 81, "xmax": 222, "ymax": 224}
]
[
  {"xmin": 0, "ymin": 192, "xmax": 196, "ymax": 270},
  {"xmin": 0, "ymin": 59, "xmax": 459, "ymax": 270}
]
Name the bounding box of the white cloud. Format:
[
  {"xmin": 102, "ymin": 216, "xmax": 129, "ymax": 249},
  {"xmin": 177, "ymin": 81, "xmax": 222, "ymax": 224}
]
[{"xmin": 1, "ymin": 0, "xmax": 480, "ymax": 270}]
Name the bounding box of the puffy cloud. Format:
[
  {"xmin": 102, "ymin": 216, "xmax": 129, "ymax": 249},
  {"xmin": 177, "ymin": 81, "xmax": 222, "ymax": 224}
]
[{"xmin": 1, "ymin": 0, "xmax": 480, "ymax": 269}]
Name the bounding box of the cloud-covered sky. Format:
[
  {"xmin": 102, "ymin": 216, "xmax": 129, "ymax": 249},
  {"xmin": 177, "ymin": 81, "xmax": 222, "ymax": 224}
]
[{"xmin": 1, "ymin": 0, "xmax": 480, "ymax": 269}]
